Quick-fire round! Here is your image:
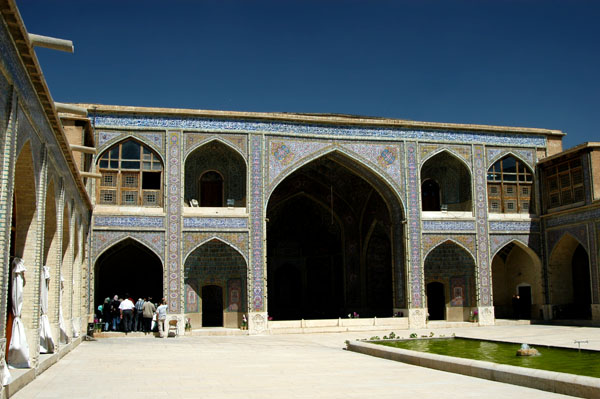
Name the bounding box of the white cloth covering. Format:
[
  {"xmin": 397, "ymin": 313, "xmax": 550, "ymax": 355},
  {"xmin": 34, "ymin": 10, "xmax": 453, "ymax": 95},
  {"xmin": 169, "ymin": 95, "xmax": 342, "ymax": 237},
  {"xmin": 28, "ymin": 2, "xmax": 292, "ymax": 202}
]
[
  {"xmin": 7, "ymin": 258, "xmax": 30, "ymax": 369},
  {"xmin": 72, "ymin": 317, "xmax": 80, "ymax": 339},
  {"xmin": 39, "ymin": 266, "xmax": 55, "ymax": 353},
  {"xmin": 58, "ymin": 274, "xmax": 69, "ymax": 344}
]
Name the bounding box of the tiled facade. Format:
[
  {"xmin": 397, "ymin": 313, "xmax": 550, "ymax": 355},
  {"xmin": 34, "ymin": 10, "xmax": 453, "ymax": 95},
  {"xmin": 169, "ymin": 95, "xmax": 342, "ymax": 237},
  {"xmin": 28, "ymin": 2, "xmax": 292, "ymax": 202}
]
[
  {"xmin": 1, "ymin": 0, "xmax": 600, "ymax": 393},
  {"xmin": 87, "ymin": 105, "xmax": 573, "ymax": 330}
]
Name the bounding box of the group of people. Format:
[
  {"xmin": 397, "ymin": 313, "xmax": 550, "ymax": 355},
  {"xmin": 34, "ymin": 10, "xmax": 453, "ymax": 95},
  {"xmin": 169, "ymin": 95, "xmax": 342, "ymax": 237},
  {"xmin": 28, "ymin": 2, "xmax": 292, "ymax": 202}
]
[{"xmin": 97, "ymin": 295, "xmax": 170, "ymax": 337}]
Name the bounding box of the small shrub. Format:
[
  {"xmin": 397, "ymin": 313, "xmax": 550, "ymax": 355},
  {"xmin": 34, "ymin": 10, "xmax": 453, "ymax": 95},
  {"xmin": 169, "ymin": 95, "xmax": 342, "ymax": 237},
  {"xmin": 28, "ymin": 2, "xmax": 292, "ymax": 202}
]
[
  {"xmin": 389, "ymin": 332, "xmax": 396, "ymax": 339},
  {"xmin": 429, "ymin": 331, "xmax": 434, "ymax": 337},
  {"xmin": 370, "ymin": 336, "xmax": 380, "ymax": 341},
  {"xmin": 409, "ymin": 333, "xmax": 418, "ymax": 338},
  {"xmin": 383, "ymin": 335, "xmax": 388, "ymax": 340}
]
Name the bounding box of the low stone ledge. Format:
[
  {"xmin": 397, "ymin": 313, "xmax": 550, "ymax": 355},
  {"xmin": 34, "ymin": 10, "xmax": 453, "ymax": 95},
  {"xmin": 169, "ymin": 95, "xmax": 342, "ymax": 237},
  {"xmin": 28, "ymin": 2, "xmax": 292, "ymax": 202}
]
[
  {"xmin": 347, "ymin": 340, "xmax": 600, "ymax": 399},
  {"xmin": 2, "ymin": 336, "xmax": 83, "ymax": 398}
]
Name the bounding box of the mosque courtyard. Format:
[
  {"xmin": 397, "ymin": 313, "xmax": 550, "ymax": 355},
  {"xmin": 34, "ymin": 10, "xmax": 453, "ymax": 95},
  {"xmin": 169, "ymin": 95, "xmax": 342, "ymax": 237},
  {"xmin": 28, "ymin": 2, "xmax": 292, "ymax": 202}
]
[{"xmin": 8, "ymin": 324, "xmax": 600, "ymax": 398}]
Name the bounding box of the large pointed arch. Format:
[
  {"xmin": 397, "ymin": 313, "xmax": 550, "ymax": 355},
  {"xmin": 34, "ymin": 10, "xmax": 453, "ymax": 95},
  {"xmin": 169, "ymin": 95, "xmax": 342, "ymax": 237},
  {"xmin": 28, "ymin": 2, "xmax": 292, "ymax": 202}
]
[
  {"xmin": 267, "ymin": 150, "xmax": 406, "ymax": 320},
  {"xmin": 267, "ymin": 147, "xmax": 405, "ymax": 213}
]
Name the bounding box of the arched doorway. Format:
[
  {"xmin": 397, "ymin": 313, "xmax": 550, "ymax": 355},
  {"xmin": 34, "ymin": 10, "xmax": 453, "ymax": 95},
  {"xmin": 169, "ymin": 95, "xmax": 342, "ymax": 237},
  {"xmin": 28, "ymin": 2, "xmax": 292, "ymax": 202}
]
[
  {"xmin": 421, "ymin": 151, "xmax": 472, "ymax": 212},
  {"xmin": 183, "ymin": 239, "xmax": 247, "ymax": 328},
  {"xmin": 199, "ymin": 171, "xmax": 224, "ymax": 207},
  {"xmin": 426, "ymin": 282, "xmax": 445, "ymax": 320},
  {"xmin": 424, "ymin": 241, "xmax": 476, "ymax": 321},
  {"xmin": 94, "ymin": 239, "xmax": 163, "ymax": 309},
  {"xmin": 571, "ymin": 244, "xmax": 591, "ymax": 316},
  {"xmin": 421, "ymin": 179, "xmax": 440, "ymax": 211},
  {"xmin": 202, "ymin": 285, "xmax": 224, "ymax": 327},
  {"xmin": 548, "ymin": 234, "xmax": 591, "ymax": 319},
  {"xmin": 491, "ymin": 241, "xmax": 543, "ymax": 319},
  {"xmin": 267, "ymin": 152, "xmax": 404, "ymax": 320}
]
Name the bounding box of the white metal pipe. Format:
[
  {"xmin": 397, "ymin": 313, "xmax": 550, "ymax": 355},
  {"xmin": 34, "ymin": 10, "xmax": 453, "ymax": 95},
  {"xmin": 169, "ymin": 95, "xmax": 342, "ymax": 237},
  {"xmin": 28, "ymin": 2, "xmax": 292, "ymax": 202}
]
[
  {"xmin": 69, "ymin": 144, "xmax": 97, "ymax": 154},
  {"xmin": 56, "ymin": 102, "xmax": 88, "ymax": 116},
  {"xmin": 79, "ymin": 172, "xmax": 102, "ymax": 179},
  {"xmin": 28, "ymin": 33, "xmax": 74, "ymax": 53}
]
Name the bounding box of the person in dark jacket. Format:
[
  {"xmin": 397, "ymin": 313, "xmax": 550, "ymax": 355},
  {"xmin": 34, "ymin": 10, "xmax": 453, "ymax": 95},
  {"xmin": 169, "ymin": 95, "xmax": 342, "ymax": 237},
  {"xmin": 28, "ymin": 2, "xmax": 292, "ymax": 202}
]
[
  {"xmin": 102, "ymin": 297, "xmax": 111, "ymax": 331},
  {"xmin": 110, "ymin": 295, "xmax": 121, "ymax": 331}
]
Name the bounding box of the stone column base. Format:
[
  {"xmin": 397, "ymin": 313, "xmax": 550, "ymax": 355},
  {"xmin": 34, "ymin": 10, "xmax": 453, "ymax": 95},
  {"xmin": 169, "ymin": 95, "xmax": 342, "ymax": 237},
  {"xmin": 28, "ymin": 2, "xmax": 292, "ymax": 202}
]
[
  {"xmin": 248, "ymin": 312, "xmax": 268, "ymax": 335},
  {"xmin": 592, "ymin": 305, "xmax": 600, "ymax": 321},
  {"xmin": 408, "ymin": 308, "xmax": 426, "ymax": 329},
  {"xmin": 168, "ymin": 314, "xmax": 185, "ymax": 336},
  {"xmin": 477, "ymin": 306, "xmax": 495, "ymax": 326},
  {"xmin": 542, "ymin": 304, "xmax": 553, "ymax": 320}
]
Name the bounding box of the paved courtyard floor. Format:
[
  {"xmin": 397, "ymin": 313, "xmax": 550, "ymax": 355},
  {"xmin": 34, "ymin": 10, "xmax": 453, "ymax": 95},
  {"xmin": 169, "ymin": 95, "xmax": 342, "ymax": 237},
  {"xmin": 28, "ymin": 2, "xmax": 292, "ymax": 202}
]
[{"xmin": 11, "ymin": 324, "xmax": 600, "ymax": 398}]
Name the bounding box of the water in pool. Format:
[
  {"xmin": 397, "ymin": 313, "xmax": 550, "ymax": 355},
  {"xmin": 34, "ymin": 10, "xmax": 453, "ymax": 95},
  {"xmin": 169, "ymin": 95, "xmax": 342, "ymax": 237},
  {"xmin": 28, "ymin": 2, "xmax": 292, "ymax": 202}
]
[{"xmin": 377, "ymin": 337, "xmax": 600, "ymax": 378}]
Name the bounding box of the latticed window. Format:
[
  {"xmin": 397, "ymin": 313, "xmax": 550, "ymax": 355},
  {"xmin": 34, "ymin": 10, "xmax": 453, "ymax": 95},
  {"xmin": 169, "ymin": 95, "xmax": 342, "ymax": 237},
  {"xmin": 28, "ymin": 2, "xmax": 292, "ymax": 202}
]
[
  {"xmin": 97, "ymin": 139, "xmax": 163, "ymax": 206},
  {"xmin": 544, "ymin": 158, "xmax": 584, "ymax": 210},
  {"xmin": 487, "ymin": 156, "xmax": 533, "ymax": 213}
]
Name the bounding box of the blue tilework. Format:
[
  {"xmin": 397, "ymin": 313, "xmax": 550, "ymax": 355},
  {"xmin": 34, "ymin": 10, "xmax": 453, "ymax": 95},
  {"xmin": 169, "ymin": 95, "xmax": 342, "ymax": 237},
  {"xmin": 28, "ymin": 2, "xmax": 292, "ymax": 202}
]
[
  {"xmin": 473, "ymin": 146, "xmax": 491, "ymax": 306},
  {"xmin": 406, "ymin": 142, "xmax": 423, "ymax": 308},
  {"xmin": 250, "ymin": 135, "xmax": 265, "ymax": 311},
  {"xmin": 95, "ymin": 114, "xmax": 547, "ymax": 147},
  {"xmin": 546, "ymin": 208, "xmax": 600, "ymax": 228},
  {"xmin": 183, "ymin": 217, "xmax": 248, "ymax": 229},
  {"xmin": 489, "ymin": 221, "xmax": 540, "ymax": 232},
  {"xmin": 166, "ymin": 131, "xmax": 182, "ymax": 313},
  {"xmin": 94, "ymin": 216, "xmax": 164, "ymax": 228},
  {"xmin": 422, "ymin": 220, "xmax": 476, "ymax": 231}
]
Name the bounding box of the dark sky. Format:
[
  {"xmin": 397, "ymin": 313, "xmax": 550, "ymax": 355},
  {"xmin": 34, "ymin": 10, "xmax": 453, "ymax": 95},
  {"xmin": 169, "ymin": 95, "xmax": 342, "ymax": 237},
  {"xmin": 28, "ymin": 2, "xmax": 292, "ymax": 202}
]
[{"xmin": 17, "ymin": 0, "xmax": 600, "ymax": 149}]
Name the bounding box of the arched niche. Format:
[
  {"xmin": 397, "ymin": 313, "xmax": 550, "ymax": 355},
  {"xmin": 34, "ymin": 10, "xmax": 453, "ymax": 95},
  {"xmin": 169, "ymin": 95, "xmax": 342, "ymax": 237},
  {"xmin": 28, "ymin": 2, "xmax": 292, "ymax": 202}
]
[
  {"xmin": 491, "ymin": 241, "xmax": 543, "ymax": 319},
  {"xmin": 184, "ymin": 140, "xmax": 246, "ymax": 207},
  {"xmin": 421, "ymin": 151, "xmax": 472, "ymax": 212},
  {"xmin": 424, "ymin": 241, "xmax": 476, "ymax": 321},
  {"xmin": 183, "ymin": 239, "xmax": 247, "ymax": 328},
  {"xmin": 487, "ymin": 155, "xmax": 534, "ymax": 214},
  {"xmin": 548, "ymin": 234, "xmax": 591, "ymax": 319},
  {"xmin": 96, "ymin": 138, "xmax": 164, "ymax": 207},
  {"xmin": 94, "ymin": 238, "xmax": 164, "ymax": 323},
  {"xmin": 8, "ymin": 140, "xmax": 38, "ymax": 365}
]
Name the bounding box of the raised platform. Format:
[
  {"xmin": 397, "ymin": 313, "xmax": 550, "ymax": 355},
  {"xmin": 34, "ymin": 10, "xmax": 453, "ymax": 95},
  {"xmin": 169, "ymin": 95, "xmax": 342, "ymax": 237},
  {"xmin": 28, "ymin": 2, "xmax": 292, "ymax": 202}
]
[{"xmin": 91, "ymin": 318, "xmax": 533, "ymax": 337}]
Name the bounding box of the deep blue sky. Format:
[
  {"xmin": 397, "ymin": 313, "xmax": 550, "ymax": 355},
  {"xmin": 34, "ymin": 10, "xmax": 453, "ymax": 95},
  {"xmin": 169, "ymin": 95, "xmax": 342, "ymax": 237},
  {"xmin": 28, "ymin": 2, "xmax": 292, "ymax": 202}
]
[{"xmin": 16, "ymin": 0, "xmax": 600, "ymax": 149}]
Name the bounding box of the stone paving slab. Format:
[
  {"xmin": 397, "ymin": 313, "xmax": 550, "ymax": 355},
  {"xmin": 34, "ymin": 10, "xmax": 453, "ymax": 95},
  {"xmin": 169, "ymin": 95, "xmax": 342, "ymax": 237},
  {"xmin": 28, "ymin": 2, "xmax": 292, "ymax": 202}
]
[{"xmin": 11, "ymin": 325, "xmax": 597, "ymax": 399}]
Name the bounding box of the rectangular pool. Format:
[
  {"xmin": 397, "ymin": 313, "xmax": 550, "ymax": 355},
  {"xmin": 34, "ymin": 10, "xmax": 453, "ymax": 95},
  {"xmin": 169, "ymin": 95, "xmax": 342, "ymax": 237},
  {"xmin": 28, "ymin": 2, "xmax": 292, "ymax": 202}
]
[{"xmin": 377, "ymin": 337, "xmax": 600, "ymax": 378}]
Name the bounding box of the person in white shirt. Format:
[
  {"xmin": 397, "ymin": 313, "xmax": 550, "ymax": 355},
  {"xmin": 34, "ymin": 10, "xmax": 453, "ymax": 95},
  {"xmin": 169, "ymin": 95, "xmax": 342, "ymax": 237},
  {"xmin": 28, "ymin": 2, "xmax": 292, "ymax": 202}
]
[
  {"xmin": 119, "ymin": 295, "xmax": 135, "ymax": 333},
  {"xmin": 155, "ymin": 298, "xmax": 168, "ymax": 338}
]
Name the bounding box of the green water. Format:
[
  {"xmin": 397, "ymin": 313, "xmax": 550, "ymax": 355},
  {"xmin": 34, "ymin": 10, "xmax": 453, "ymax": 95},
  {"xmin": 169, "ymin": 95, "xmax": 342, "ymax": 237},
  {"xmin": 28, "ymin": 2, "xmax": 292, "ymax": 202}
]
[{"xmin": 377, "ymin": 338, "xmax": 600, "ymax": 378}]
